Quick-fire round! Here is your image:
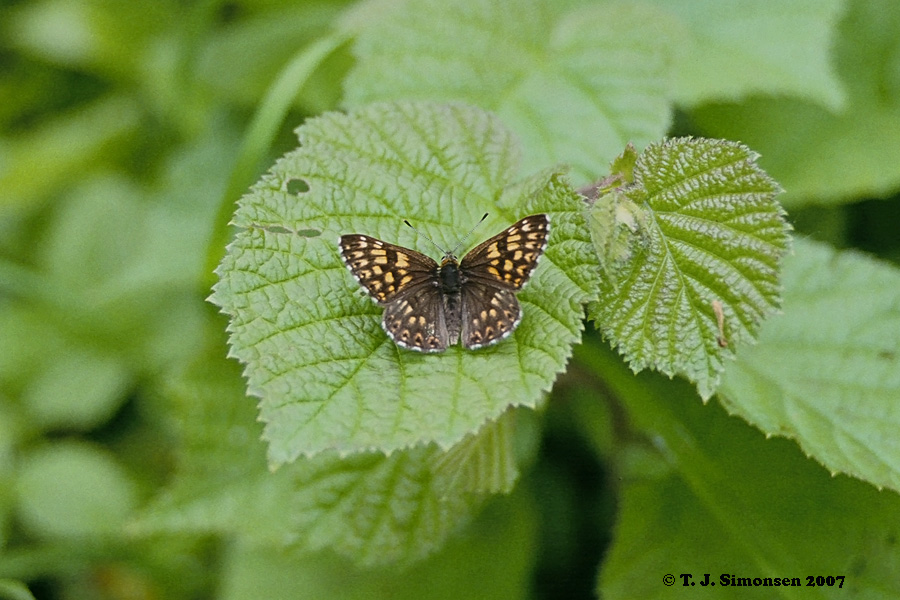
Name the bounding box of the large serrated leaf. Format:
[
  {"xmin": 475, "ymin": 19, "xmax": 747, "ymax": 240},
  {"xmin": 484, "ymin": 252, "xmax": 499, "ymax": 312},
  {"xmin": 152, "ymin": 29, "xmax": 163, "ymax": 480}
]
[
  {"xmin": 136, "ymin": 343, "xmax": 537, "ymax": 566},
  {"xmin": 719, "ymin": 239, "xmax": 900, "ymax": 493},
  {"xmin": 344, "ymin": 0, "xmax": 674, "ymax": 183},
  {"xmin": 589, "ymin": 138, "xmax": 791, "ymax": 399},
  {"xmin": 210, "ymin": 102, "xmax": 596, "ymax": 465}
]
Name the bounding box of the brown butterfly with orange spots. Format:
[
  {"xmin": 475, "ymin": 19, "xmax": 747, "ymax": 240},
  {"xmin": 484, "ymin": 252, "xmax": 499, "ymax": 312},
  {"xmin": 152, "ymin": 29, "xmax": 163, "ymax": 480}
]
[{"xmin": 339, "ymin": 214, "xmax": 549, "ymax": 352}]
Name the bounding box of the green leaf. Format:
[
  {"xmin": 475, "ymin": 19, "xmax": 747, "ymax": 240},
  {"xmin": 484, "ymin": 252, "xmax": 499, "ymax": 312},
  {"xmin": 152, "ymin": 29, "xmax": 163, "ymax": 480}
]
[
  {"xmin": 656, "ymin": 0, "xmax": 846, "ymax": 109},
  {"xmin": 278, "ymin": 448, "xmax": 483, "ymax": 565},
  {"xmin": 196, "ymin": 4, "xmax": 349, "ymax": 110},
  {"xmin": 691, "ymin": 0, "xmax": 900, "ymax": 207},
  {"xmin": 584, "ymin": 145, "xmax": 648, "ymax": 291},
  {"xmin": 344, "ymin": 0, "xmax": 674, "ymax": 183},
  {"xmin": 578, "ymin": 342, "xmax": 900, "ymax": 599},
  {"xmin": 0, "ymin": 305, "xmax": 68, "ymax": 389},
  {"xmin": 588, "ymin": 138, "xmax": 791, "ymax": 399},
  {"xmin": 210, "ymin": 101, "xmax": 596, "ymax": 464},
  {"xmin": 600, "ymin": 440, "xmax": 900, "ymax": 599},
  {"xmin": 431, "ymin": 409, "xmax": 520, "ymax": 497},
  {"xmin": 16, "ymin": 133, "xmax": 229, "ymax": 375},
  {"xmin": 6, "ymin": 0, "xmax": 169, "ymax": 78},
  {"xmin": 204, "ymin": 31, "xmax": 352, "ymax": 283},
  {"xmin": 14, "ymin": 442, "xmax": 137, "ymax": 539},
  {"xmin": 719, "ymin": 239, "xmax": 900, "ymax": 493},
  {"xmin": 219, "ymin": 492, "xmax": 538, "ymax": 600},
  {"xmin": 137, "ymin": 340, "xmax": 540, "ymax": 566},
  {"xmin": 0, "ymin": 95, "xmax": 140, "ymax": 210},
  {"xmin": 21, "ymin": 348, "xmax": 130, "ymax": 431},
  {"xmin": 0, "ymin": 580, "xmax": 37, "ymax": 600}
]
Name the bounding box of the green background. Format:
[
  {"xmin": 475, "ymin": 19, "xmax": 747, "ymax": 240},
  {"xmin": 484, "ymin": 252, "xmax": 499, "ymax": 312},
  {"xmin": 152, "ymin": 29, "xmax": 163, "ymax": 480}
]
[{"xmin": 2, "ymin": 0, "xmax": 899, "ymax": 599}]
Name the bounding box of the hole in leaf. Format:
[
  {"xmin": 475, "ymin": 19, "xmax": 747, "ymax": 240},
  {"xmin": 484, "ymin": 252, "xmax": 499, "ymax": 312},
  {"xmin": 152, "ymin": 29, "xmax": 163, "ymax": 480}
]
[
  {"xmin": 262, "ymin": 225, "xmax": 294, "ymax": 235},
  {"xmin": 254, "ymin": 225, "xmax": 321, "ymax": 237},
  {"xmin": 287, "ymin": 178, "xmax": 309, "ymax": 194}
]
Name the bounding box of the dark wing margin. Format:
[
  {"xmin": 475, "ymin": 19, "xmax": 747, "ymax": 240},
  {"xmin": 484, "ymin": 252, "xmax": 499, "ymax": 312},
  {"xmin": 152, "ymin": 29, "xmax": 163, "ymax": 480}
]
[{"xmin": 338, "ymin": 234, "xmax": 438, "ymax": 304}]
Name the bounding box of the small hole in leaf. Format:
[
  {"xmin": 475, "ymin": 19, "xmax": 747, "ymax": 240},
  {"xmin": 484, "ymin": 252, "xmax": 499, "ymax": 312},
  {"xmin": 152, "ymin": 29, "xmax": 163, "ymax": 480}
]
[
  {"xmin": 287, "ymin": 179, "xmax": 309, "ymax": 194},
  {"xmin": 263, "ymin": 225, "xmax": 294, "ymax": 235},
  {"xmin": 255, "ymin": 225, "xmax": 320, "ymax": 237}
]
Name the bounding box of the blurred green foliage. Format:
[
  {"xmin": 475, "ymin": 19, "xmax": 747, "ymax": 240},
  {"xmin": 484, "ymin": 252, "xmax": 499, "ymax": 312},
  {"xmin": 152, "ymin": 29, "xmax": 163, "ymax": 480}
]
[
  {"xmin": 0, "ymin": 1, "xmax": 351, "ymax": 597},
  {"xmin": 1, "ymin": 0, "xmax": 900, "ymax": 599}
]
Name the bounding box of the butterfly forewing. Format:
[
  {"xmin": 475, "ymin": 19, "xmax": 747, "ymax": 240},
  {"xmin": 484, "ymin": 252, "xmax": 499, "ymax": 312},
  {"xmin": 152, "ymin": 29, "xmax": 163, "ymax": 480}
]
[
  {"xmin": 460, "ymin": 214, "xmax": 550, "ymax": 290},
  {"xmin": 338, "ymin": 234, "xmax": 438, "ymax": 304}
]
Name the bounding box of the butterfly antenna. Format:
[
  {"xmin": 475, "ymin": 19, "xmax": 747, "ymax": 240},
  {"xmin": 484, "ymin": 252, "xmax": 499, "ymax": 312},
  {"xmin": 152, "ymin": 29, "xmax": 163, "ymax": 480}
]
[
  {"xmin": 404, "ymin": 213, "xmax": 489, "ymax": 256},
  {"xmin": 403, "ymin": 219, "xmax": 449, "ymax": 255},
  {"xmin": 449, "ymin": 212, "xmax": 489, "ymax": 255}
]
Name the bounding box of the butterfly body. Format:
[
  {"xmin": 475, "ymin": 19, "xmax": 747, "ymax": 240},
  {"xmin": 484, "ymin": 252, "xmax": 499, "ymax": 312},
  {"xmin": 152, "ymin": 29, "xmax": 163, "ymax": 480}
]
[
  {"xmin": 339, "ymin": 214, "xmax": 549, "ymax": 352},
  {"xmin": 436, "ymin": 256, "xmax": 464, "ymax": 346}
]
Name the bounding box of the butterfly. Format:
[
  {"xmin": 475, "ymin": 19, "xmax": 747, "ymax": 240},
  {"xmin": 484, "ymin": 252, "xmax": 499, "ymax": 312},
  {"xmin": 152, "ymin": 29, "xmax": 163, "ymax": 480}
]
[{"xmin": 339, "ymin": 214, "xmax": 550, "ymax": 352}]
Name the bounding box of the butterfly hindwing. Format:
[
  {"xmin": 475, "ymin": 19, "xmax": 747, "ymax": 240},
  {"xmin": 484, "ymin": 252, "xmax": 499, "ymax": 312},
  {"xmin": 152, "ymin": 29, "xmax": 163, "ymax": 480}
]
[
  {"xmin": 381, "ymin": 288, "xmax": 451, "ymax": 352},
  {"xmin": 459, "ymin": 283, "xmax": 521, "ymax": 350}
]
